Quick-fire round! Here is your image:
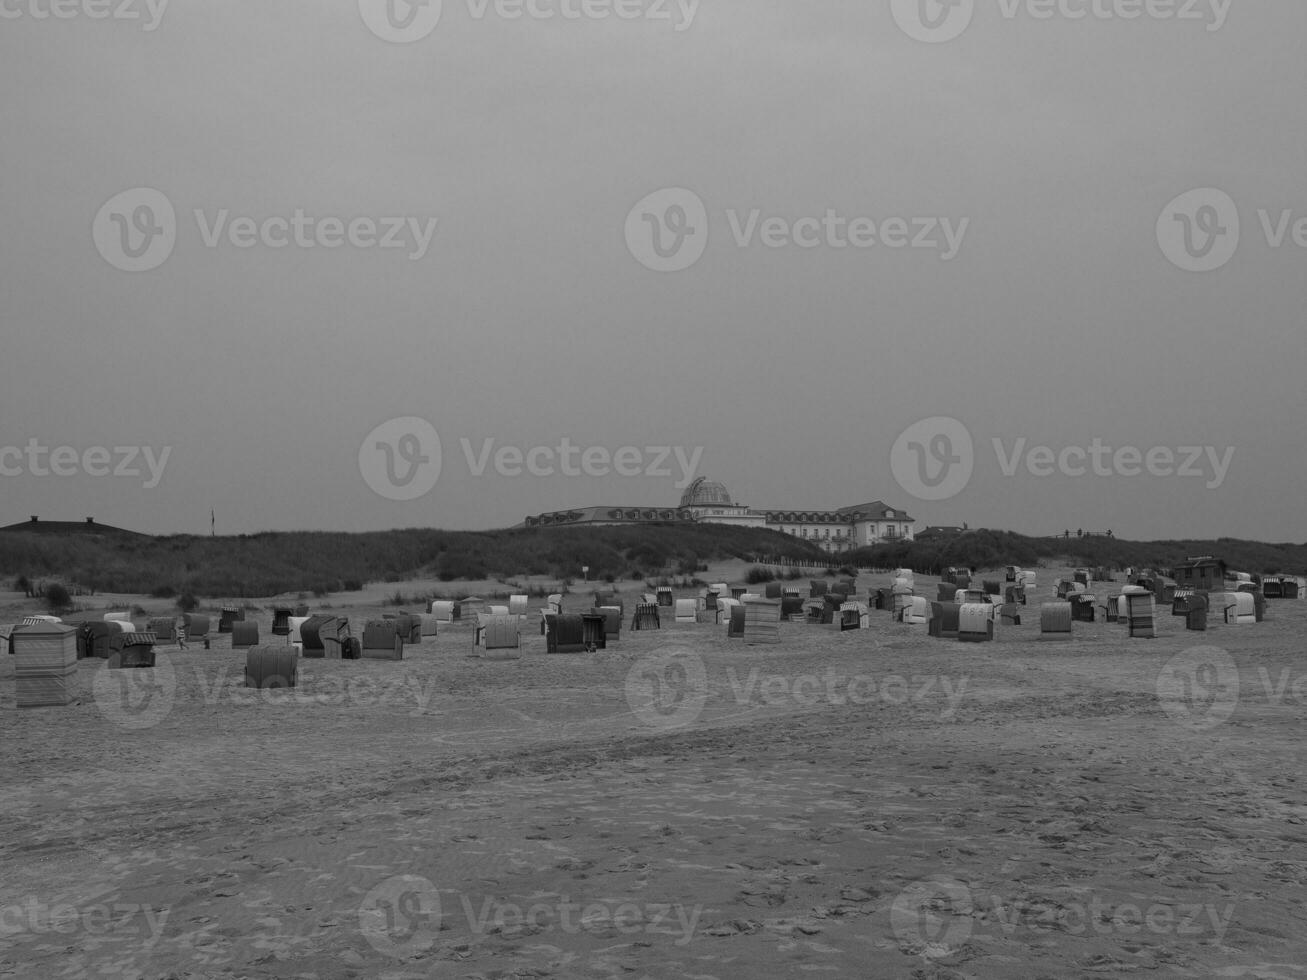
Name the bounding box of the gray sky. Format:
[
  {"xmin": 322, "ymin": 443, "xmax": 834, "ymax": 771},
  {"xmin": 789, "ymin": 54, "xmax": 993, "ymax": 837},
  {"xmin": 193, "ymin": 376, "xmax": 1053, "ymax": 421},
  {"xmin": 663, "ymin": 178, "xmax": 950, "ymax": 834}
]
[{"xmin": 1, "ymin": 0, "xmax": 1304, "ymax": 540}]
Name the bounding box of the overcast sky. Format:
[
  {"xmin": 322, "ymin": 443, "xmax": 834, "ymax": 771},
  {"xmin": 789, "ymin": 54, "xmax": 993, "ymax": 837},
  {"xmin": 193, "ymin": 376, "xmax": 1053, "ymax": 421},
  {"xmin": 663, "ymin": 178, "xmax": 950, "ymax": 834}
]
[{"xmin": 1, "ymin": 0, "xmax": 1303, "ymax": 541}]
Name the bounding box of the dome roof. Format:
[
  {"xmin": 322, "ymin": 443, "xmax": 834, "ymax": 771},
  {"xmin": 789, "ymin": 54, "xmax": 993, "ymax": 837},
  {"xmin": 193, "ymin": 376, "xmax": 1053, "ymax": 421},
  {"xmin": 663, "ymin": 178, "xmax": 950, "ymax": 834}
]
[{"xmin": 680, "ymin": 477, "xmax": 733, "ymax": 508}]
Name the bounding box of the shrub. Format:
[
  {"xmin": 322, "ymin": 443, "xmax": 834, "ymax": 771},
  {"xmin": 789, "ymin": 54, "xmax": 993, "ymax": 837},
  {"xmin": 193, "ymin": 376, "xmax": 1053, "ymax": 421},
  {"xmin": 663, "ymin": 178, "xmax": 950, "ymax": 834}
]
[
  {"xmin": 745, "ymin": 566, "xmax": 775, "ymax": 585},
  {"xmin": 131, "ymin": 604, "xmax": 148, "ymax": 617},
  {"xmin": 342, "ymin": 580, "xmax": 363, "ymax": 592},
  {"xmin": 176, "ymin": 592, "xmax": 199, "ymax": 613},
  {"xmin": 44, "ymin": 582, "xmax": 70, "ymax": 612},
  {"xmin": 151, "ymin": 584, "xmax": 177, "ymax": 599},
  {"xmin": 14, "ymin": 574, "xmax": 32, "ymax": 597},
  {"xmin": 438, "ymin": 552, "xmax": 487, "ymax": 582}
]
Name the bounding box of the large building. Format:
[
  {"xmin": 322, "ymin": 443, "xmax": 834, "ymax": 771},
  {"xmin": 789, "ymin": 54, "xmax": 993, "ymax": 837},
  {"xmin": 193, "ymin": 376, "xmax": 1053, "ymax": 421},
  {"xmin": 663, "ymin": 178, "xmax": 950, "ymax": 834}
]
[{"xmin": 523, "ymin": 478, "xmax": 915, "ymax": 554}]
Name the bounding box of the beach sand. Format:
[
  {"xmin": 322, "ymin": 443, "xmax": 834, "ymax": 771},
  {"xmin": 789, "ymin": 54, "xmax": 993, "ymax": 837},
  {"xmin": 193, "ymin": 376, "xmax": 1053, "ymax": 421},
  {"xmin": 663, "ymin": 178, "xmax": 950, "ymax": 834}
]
[{"xmin": 2, "ymin": 566, "xmax": 1305, "ymax": 978}]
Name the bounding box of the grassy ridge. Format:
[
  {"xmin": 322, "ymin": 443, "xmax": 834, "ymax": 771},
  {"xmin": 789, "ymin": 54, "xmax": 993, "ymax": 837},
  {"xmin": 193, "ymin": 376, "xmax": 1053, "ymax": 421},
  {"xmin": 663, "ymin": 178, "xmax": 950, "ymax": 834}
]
[
  {"xmin": 850, "ymin": 530, "xmax": 1307, "ymax": 577},
  {"xmin": 3, "ymin": 525, "xmax": 1303, "ymax": 599},
  {"xmin": 0, "ymin": 525, "xmax": 832, "ymax": 598}
]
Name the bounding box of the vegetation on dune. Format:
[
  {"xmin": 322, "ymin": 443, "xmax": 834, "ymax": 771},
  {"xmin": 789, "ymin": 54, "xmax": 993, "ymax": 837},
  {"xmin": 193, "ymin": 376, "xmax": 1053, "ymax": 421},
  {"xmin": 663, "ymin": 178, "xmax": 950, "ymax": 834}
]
[
  {"xmin": 849, "ymin": 530, "xmax": 1307, "ymax": 578},
  {"xmin": 2, "ymin": 525, "xmax": 1302, "ymax": 601},
  {"xmin": 0, "ymin": 524, "xmax": 830, "ymax": 599}
]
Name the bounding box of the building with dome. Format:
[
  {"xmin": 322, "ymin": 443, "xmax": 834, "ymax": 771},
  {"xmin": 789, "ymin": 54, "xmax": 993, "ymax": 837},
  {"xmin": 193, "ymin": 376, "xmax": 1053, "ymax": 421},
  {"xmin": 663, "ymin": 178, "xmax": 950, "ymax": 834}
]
[
  {"xmin": 676, "ymin": 477, "xmax": 766, "ymax": 528},
  {"xmin": 522, "ymin": 477, "xmax": 915, "ymax": 554}
]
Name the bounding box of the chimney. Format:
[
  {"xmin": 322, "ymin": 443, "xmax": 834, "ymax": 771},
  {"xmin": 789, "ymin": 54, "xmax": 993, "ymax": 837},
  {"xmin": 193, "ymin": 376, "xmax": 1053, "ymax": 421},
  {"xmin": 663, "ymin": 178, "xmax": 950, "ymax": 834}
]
[
  {"xmin": 30, "ymin": 516, "xmax": 38, "ymax": 523},
  {"xmin": 86, "ymin": 517, "xmax": 95, "ymax": 525}
]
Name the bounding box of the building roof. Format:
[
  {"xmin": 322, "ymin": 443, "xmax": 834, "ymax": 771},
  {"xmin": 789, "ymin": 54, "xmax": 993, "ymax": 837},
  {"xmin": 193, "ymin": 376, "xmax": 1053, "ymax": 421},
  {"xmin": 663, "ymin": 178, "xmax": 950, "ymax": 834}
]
[
  {"xmin": 680, "ymin": 478, "xmax": 734, "ymax": 508},
  {"xmin": 835, "ymin": 501, "xmax": 915, "ymax": 522},
  {"xmin": 0, "ymin": 517, "xmax": 147, "ymax": 537},
  {"xmin": 523, "ymin": 507, "xmax": 696, "ymax": 528},
  {"xmin": 1174, "ymin": 556, "xmax": 1227, "ymax": 570}
]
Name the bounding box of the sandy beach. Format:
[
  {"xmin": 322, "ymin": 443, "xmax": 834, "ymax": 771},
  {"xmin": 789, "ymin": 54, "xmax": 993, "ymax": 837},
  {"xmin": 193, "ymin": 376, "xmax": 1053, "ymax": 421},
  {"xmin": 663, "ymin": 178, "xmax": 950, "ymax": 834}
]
[{"xmin": 2, "ymin": 566, "xmax": 1305, "ymax": 979}]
